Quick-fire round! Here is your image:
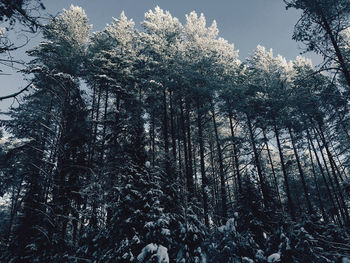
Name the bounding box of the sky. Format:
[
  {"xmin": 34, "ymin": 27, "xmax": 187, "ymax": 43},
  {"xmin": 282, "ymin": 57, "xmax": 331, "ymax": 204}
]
[{"xmin": 0, "ymin": 0, "xmax": 322, "ymax": 112}]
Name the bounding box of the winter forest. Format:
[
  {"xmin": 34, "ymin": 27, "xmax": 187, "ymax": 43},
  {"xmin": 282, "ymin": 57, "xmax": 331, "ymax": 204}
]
[{"xmin": 1, "ymin": 0, "xmax": 350, "ymax": 262}]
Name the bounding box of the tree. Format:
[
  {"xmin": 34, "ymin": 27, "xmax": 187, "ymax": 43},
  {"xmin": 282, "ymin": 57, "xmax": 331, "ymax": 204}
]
[{"xmin": 284, "ymin": 0, "xmax": 350, "ymax": 88}]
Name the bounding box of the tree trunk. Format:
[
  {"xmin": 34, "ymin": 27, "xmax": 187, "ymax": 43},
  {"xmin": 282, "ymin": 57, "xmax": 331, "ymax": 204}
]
[
  {"xmin": 246, "ymin": 115, "xmax": 269, "ymax": 208},
  {"xmin": 209, "ymin": 138, "xmax": 220, "ymax": 224},
  {"xmin": 169, "ymin": 90, "xmax": 177, "ymax": 163},
  {"xmin": 263, "ymin": 129, "xmax": 283, "ymax": 211},
  {"xmin": 313, "ymin": 126, "xmax": 346, "ymax": 225},
  {"xmin": 163, "ymin": 87, "xmax": 170, "ymax": 175},
  {"xmin": 180, "ymin": 98, "xmax": 193, "ymax": 195},
  {"xmin": 307, "ymin": 128, "xmax": 341, "ymax": 224},
  {"xmin": 228, "ymin": 111, "xmax": 241, "ymax": 193},
  {"xmin": 307, "ymin": 138, "xmax": 328, "ymax": 223},
  {"xmin": 316, "ymin": 124, "xmax": 350, "ymax": 224},
  {"xmin": 320, "ymin": 14, "xmax": 350, "ymax": 88},
  {"xmin": 99, "ymin": 86, "xmax": 109, "ymax": 163},
  {"xmin": 211, "ymin": 104, "xmax": 227, "ymax": 220},
  {"xmin": 288, "ymin": 127, "xmax": 313, "ymax": 214},
  {"xmin": 186, "ymin": 101, "xmax": 194, "ymax": 194},
  {"xmin": 273, "ymin": 121, "xmax": 295, "ymax": 220},
  {"xmin": 197, "ymin": 103, "xmax": 209, "ymax": 227}
]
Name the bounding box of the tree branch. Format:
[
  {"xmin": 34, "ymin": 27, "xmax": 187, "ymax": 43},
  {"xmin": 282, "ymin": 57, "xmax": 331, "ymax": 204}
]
[{"xmin": 0, "ymin": 82, "xmax": 33, "ymax": 101}]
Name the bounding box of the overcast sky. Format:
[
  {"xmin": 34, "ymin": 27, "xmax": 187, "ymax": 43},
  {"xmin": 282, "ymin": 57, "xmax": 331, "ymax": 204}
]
[{"xmin": 0, "ymin": 0, "xmax": 321, "ymax": 112}]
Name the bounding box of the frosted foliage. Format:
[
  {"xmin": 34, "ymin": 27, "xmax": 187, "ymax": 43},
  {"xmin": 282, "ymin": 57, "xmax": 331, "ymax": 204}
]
[
  {"xmin": 105, "ymin": 11, "xmax": 135, "ymax": 47},
  {"xmin": 27, "ymin": 5, "xmax": 92, "ymax": 75},
  {"xmin": 291, "ymin": 56, "xmax": 313, "ymax": 77},
  {"xmin": 293, "ymin": 55, "xmax": 313, "ymax": 69},
  {"xmin": 143, "ymin": 6, "xmax": 183, "ymax": 38},
  {"xmin": 45, "ymin": 5, "xmax": 91, "ymax": 47},
  {"xmin": 182, "ymin": 11, "xmax": 239, "ymax": 75},
  {"xmin": 341, "ymin": 28, "xmax": 350, "ymax": 49},
  {"xmin": 248, "ymin": 45, "xmax": 274, "ymax": 71},
  {"xmin": 247, "ymin": 44, "xmax": 295, "ymax": 84},
  {"xmin": 267, "ymin": 253, "xmax": 281, "ymax": 263},
  {"xmin": 249, "ymin": 45, "xmax": 290, "ymax": 76},
  {"xmin": 185, "ymin": 11, "xmax": 217, "ymax": 40},
  {"xmin": 141, "ymin": 6, "xmax": 183, "ymax": 66}
]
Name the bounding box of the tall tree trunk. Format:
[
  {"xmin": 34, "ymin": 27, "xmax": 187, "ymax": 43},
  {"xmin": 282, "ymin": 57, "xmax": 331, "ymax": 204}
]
[
  {"xmin": 186, "ymin": 101, "xmax": 194, "ymax": 194},
  {"xmin": 246, "ymin": 115, "xmax": 269, "ymax": 208},
  {"xmin": 288, "ymin": 127, "xmax": 313, "ymax": 214},
  {"xmin": 307, "ymin": 128, "xmax": 341, "ymax": 224},
  {"xmin": 99, "ymin": 87, "xmax": 109, "ymax": 163},
  {"xmin": 90, "ymin": 86, "xmax": 102, "ymax": 163},
  {"xmin": 180, "ymin": 98, "xmax": 193, "ymax": 195},
  {"xmin": 169, "ymin": 90, "xmax": 177, "ymax": 163},
  {"xmin": 273, "ymin": 121, "xmax": 295, "ymax": 220},
  {"xmin": 209, "ymin": 138, "xmax": 220, "ymax": 224},
  {"xmin": 228, "ymin": 111, "xmax": 241, "ymax": 193},
  {"xmin": 313, "ymin": 126, "xmax": 346, "ymax": 225},
  {"xmin": 263, "ymin": 129, "xmax": 283, "ymax": 211},
  {"xmin": 316, "ymin": 124, "xmax": 350, "ymax": 224},
  {"xmin": 197, "ymin": 103, "xmax": 209, "ymax": 227},
  {"xmin": 163, "ymin": 87, "xmax": 170, "ymax": 174},
  {"xmin": 151, "ymin": 109, "xmax": 156, "ymax": 167},
  {"xmin": 307, "ymin": 139, "xmax": 328, "ymax": 223},
  {"xmin": 320, "ymin": 13, "xmax": 350, "ymax": 88},
  {"xmin": 211, "ymin": 104, "xmax": 227, "ymax": 220}
]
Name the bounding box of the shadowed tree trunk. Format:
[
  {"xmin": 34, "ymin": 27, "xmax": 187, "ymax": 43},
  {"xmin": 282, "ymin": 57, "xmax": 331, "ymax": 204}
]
[
  {"xmin": 211, "ymin": 104, "xmax": 227, "ymax": 220},
  {"xmin": 246, "ymin": 115, "xmax": 269, "ymax": 209},
  {"xmin": 273, "ymin": 121, "xmax": 295, "ymax": 220},
  {"xmin": 288, "ymin": 127, "xmax": 313, "ymax": 215}
]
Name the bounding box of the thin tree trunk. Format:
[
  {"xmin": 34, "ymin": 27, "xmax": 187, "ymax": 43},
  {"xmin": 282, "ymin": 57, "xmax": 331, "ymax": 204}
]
[
  {"xmin": 246, "ymin": 115, "xmax": 269, "ymax": 208},
  {"xmin": 163, "ymin": 88, "xmax": 170, "ymax": 174},
  {"xmin": 273, "ymin": 121, "xmax": 295, "ymax": 220},
  {"xmin": 320, "ymin": 13, "xmax": 350, "ymax": 88},
  {"xmin": 307, "ymin": 128, "xmax": 341, "ymax": 224},
  {"xmin": 288, "ymin": 127, "xmax": 313, "ymax": 214},
  {"xmin": 307, "ymin": 139, "xmax": 328, "ymax": 223},
  {"xmin": 180, "ymin": 98, "xmax": 193, "ymax": 194},
  {"xmin": 209, "ymin": 138, "xmax": 220, "ymax": 224},
  {"xmin": 90, "ymin": 86, "xmax": 102, "ymax": 163},
  {"xmin": 211, "ymin": 104, "xmax": 227, "ymax": 220},
  {"xmin": 263, "ymin": 129, "xmax": 283, "ymax": 211},
  {"xmin": 197, "ymin": 103, "xmax": 209, "ymax": 227},
  {"xmin": 316, "ymin": 124, "xmax": 350, "ymax": 224},
  {"xmin": 99, "ymin": 87, "xmax": 109, "ymax": 163},
  {"xmin": 169, "ymin": 90, "xmax": 177, "ymax": 163},
  {"xmin": 186, "ymin": 101, "xmax": 194, "ymax": 194},
  {"xmin": 151, "ymin": 109, "xmax": 156, "ymax": 167},
  {"xmin": 313, "ymin": 127, "xmax": 346, "ymax": 225},
  {"xmin": 228, "ymin": 111, "xmax": 241, "ymax": 193}
]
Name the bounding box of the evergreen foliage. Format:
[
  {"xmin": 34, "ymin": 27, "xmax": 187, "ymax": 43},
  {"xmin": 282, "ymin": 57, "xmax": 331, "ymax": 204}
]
[{"xmin": 1, "ymin": 3, "xmax": 350, "ymax": 262}]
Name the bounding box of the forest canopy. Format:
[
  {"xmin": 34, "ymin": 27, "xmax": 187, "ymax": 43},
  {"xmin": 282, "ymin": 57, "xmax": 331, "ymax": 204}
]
[{"xmin": 1, "ymin": 1, "xmax": 350, "ymax": 262}]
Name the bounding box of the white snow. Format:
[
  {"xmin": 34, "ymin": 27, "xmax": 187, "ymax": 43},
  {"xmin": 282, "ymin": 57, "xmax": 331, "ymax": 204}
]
[
  {"xmin": 138, "ymin": 243, "xmax": 158, "ymax": 261},
  {"xmin": 255, "ymin": 249, "xmax": 265, "ymax": 261},
  {"xmin": 242, "ymin": 257, "xmax": 254, "ymax": 263},
  {"xmin": 342, "ymin": 258, "xmax": 350, "ymax": 263},
  {"xmin": 225, "ymin": 218, "xmax": 236, "ymax": 233},
  {"xmin": 267, "ymin": 253, "xmax": 281, "ymax": 263},
  {"xmin": 156, "ymin": 245, "xmax": 169, "ymax": 263},
  {"xmin": 137, "ymin": 243, "xmax": 169, "ymax": 263}
]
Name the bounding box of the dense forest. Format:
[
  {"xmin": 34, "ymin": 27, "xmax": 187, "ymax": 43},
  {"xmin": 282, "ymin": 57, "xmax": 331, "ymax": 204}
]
[{"xmin": 1, "ymin": 0, "xmax": 350, "ymax": 262}]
